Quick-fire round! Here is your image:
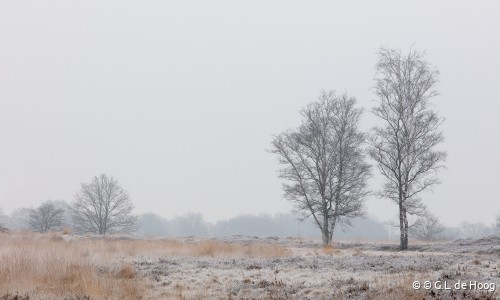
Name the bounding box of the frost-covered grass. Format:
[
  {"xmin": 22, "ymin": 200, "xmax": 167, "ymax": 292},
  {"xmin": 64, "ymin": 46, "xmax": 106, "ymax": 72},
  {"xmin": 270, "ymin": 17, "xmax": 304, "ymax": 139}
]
[{"xmin": 1, "ymin": 232, "xmax": 499, "ymax": 299}]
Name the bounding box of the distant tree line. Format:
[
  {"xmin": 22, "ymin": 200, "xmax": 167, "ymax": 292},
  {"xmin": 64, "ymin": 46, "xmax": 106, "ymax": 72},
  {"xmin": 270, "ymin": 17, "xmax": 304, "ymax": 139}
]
[
  {"xmin": 137, "ymin": 212, "xmax": 389, "ymax": 240},
  {"xmin": 1, "ymin": 204, "xmax": 499, "ymax": 241},
  {"xmin": 137, "ymin": 211, "xmax": 500, "ymax": 241},
  {"xmin": 0, "ymin": 208, "xmax": 8, "ymax": 233}
]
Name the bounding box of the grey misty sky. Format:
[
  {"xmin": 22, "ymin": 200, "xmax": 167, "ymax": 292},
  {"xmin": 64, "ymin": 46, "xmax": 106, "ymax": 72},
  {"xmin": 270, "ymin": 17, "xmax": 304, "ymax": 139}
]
[{"xmin": 0, "ymin": 1, "xmax": 499, "ymax": 226}]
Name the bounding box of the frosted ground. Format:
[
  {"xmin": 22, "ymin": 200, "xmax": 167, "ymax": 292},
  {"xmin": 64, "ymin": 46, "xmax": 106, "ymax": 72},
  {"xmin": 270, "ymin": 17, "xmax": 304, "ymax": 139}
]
[
  {"xmin": 133, "ymin": 235, "xmax": 500, "ymax": 299},
  {"xmin": 1, "ymin": 233, "xmax": 499, "ymax": 299}
]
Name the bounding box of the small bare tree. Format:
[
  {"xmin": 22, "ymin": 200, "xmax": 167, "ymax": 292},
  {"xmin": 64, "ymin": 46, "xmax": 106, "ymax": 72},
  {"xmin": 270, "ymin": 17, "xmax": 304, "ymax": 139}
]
[
  {"xmin": 369, "ymin": 47, "xmax": 446, "ymax": 250},
  {"xmin": 270, "ymin": 90, "xmax": 372, "ymax": 245},
  {"xmin": 409, "ymin": 211, "xmax": 444, "ymax": 241},
  {"xmin": 29, "ymin": 201, "xmax": 64, "ymax": 233},
  {"xmin": 72, "ymin": 174, "xmax": 138, "ymax": 235}
]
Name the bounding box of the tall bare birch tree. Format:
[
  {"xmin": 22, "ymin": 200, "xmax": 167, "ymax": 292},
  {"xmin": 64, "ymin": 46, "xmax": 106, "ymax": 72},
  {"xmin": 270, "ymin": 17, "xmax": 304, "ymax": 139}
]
[
  {"xmin": 271, "ymin": 91, "xmax": 371, "ymax": 245},
  {"xmin": 369, "ymin": 47, "xmax": 446, "ymax": 250},
  {"xmin": 72, "ymin": 174, "xmax": 138, "ymax": 235}
]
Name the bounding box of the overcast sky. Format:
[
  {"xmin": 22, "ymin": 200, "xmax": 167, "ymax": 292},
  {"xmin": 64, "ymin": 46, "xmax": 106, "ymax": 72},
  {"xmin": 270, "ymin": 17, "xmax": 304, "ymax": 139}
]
[{"xmin": 1, "ymin": 1, "xmax": 499, "ymax": 226}]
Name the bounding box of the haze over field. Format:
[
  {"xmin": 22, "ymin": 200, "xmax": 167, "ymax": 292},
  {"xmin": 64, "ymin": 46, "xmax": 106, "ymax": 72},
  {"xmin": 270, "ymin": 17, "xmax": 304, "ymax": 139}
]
[{"xmin": 1, "ymin": 1, "xmax": 499, "ymax": 227}]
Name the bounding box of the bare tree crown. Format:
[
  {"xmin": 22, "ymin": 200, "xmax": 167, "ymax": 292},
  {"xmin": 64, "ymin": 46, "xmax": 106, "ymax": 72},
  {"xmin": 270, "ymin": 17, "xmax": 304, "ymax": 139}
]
[
  {"xmin": 369, "ymin": 47, "xmax": 446, "ymax": 250},
  {"xmin": 29, "ymin": 201, "xmax": 64, "ymax": 233},
  {"xmin": 271, "ymin": 90, "xmax": 371, "ymax": 245},
  {"xmin": 72, "ymin": 174, "xmax": 138, "ymax": 235}
]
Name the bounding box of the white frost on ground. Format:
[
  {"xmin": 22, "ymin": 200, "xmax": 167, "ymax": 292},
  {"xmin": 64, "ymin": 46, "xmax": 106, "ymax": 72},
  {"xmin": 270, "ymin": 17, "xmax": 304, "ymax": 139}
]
[{"xmin": 131, "ymin": 235, "xmax": 500, "ymax": 299}]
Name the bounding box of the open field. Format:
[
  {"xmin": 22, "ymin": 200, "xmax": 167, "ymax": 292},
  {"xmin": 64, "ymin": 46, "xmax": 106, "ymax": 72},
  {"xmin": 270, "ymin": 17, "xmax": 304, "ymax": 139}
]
[{"xmin": 1, "ymin": 232, "xmax": 499, "ymax": 299}]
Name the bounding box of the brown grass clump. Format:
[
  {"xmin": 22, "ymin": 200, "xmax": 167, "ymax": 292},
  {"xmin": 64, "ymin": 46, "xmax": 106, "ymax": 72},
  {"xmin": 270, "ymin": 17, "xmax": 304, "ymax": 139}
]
[
  {"xmin": 322, "ymin": 245, "xmax": 341, "ymax": 255},
  {"xmin": 117, "ymin": 262, "xmax": 136, "ymax": 279},
  {"xmin": 195, "ymin": 241, "xmax": 220, "ymax": 257},
  {"xmin": 62, "ymin": 227, "xmax": 72, "ymax": 235}
]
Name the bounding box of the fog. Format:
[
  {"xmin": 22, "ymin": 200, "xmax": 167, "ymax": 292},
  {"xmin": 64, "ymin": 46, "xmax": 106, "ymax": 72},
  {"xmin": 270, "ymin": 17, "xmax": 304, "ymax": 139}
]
[
  {"xmin": 137, "ymin": 213, "xmax": 390, "ymax": 240},
  {"xmin": 1, "ymin": 1, "xmax": 499, "ymax": 230},
  {"xmin": 2, "ymin": 203, "xmax": 496, "ymax": 241}
]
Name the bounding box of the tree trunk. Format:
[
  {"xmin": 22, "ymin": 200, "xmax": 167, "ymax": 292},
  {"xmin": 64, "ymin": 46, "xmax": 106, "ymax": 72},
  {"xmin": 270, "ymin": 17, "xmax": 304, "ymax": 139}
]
[
  {"xmin": 402, "ymin": 209, "xmax": 408, "ymax": 250},
  {"xmin": 322, "ymin": 216, "xmax": 330, "ymax": 245},
  {"xmin": 328, "ymin": 217, "xmax": 336, "ymax": 245},
  {"xmin": 399, "ymin": 201, "xmax": 407, "ymax": 250},
  {"xmin": 399, "ymin": 206, "xmax": 408, "ymax": 250}
]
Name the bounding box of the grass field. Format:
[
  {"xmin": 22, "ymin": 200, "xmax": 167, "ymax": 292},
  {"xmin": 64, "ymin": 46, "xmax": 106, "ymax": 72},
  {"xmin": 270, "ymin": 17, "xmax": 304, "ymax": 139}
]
[{"xmin": 1, "ymin": 231, "xmax": 499, "ymax": 299}]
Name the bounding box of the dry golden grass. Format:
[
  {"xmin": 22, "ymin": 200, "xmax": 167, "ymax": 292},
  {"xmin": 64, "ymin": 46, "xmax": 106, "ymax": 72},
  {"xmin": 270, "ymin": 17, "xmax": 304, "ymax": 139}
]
[
  {"xmin": 117, "ymin": 262, "xmax": 136, "ymax": 279},
  {"xmin": 94, "ymin": 238, "xmax": 291, "ymax": 258},
  {"xmin": 321, "ymin": 245, "xmax": 342, "ymax": 255},
  {"xmin": 0, "ymin": 231, "xmax": 290, "ymax": 299},
  {"xmin": 0, "ymin": 232, "xmax": 146, "ymax": 299}
]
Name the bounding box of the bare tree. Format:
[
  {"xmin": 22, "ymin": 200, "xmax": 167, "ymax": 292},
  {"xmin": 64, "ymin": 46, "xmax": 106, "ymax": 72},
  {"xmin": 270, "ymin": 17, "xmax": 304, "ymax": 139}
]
[
  {"xmin": 270, "ymin": 90, "xmax": 372, "ymax": 245},
  {"xmin": 29, "ymin": 201, "xmax": 64, "ymax": 233},
  {"xmin": 72, "ymin": 174, "xmax": 138, "ymax": 235},
  {"xmin": 409, "ymin": 211, "xmax": 444, "ymax": 241},
  {"xmin": 368, "ymin": 47, "xmax": 446, "ymax": 250}
]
